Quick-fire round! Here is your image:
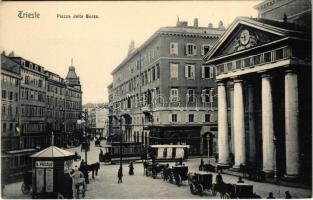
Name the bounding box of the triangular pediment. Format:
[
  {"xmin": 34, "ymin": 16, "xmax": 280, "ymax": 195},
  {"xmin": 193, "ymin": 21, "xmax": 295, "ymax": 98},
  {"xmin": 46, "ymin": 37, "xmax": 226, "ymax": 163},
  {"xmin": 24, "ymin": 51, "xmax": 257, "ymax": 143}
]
[
  {"xmin": 205, "ymin": 17, "xmax": 292, "ymax": 61},
  {"xmin": 216, "ymin": 25, "xmax": 282, "ymax": 56}
]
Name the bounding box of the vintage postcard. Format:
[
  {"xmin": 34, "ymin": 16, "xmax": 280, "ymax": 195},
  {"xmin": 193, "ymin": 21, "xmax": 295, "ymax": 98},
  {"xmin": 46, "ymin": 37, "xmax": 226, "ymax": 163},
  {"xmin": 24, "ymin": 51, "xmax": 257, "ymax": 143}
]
[{"xmin": 0, "ymin": 0, "xmax": 312, "ymax": 199}]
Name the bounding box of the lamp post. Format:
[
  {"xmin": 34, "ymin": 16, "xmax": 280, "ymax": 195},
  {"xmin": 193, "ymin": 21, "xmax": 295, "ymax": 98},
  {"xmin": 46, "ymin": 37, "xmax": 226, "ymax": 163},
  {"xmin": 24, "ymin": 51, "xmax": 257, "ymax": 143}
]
[
  {"xmin": 78, "ymin": 109, "xmax": 89, "ymax": 164},
  {"xmin": 273, "ymin": 136, "xmax": 278, "ymax": 182}
]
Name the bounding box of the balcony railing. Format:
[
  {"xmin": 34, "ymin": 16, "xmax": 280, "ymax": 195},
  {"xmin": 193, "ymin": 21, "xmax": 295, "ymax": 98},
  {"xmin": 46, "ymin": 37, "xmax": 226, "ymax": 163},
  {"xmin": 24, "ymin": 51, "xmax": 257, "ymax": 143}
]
[{"xmin": 216, "ymin": 46, "xmax": 291, "ymax": 76}]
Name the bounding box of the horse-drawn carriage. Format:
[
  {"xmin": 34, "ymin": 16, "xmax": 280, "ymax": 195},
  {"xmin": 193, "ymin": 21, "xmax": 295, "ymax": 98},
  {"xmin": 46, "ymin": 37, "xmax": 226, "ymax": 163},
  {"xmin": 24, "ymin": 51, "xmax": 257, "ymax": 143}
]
[
  {"xmin": 189, "ymin": 171, "xmax": 215, "ymax": 196},
  {"xmin": 161, "ymin": 165, "xmax": 189, "ymax": 186},
  {"xmin": 144, "ymin": 162, "xmax": 167, "ymax": 179},
  {"xmin": 214, "ymin": 182, "xmax": 254, "ymax": 199}
]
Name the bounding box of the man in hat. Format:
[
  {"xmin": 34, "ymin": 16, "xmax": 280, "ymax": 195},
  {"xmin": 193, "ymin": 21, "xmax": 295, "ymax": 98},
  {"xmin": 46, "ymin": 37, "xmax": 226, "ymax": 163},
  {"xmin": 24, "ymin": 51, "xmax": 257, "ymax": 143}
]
[{"xmin": 70, "ymin": 165, "xmax": 86, "ymax": 198}]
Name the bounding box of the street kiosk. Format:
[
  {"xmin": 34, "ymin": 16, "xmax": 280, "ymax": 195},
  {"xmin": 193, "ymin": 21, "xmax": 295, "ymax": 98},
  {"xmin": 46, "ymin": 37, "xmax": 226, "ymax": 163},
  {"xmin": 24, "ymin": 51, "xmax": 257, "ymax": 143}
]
[{"xmin": 30, "ymin": 145, "xmax": 75, "ymax": 198}]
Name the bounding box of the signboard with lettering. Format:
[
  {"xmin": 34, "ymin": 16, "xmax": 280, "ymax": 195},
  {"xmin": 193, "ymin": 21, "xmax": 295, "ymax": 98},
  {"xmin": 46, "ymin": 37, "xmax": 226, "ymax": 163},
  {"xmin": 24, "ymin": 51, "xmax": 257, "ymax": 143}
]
[{"xmin": 35, "ymin": 161, "xmax": 53, "ymax": 168}]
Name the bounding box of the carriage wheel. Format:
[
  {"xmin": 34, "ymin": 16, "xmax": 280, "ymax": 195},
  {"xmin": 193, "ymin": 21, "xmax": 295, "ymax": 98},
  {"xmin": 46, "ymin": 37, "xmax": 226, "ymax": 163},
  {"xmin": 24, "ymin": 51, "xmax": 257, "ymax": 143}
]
[
  {"xmin": 221, "ymin": 192, "xmax": 231, "ymax": 199},
  {"xmin": 21, "ymin": 183, "xmax": 30, "ymax": 194},
  {"xmin": 190, "ymin": 183, "xmax": 196, "ymax": 195},
  {"xmin": 176, "ymin": 175, "xmax": 182, "ymax": 187},
  {"xmin": 197, "ymin": 184, "xmax": 204, "ymax": 196},
  {"xmin": 169, "ymin": 174, "xmax": 174, "ymax": 183}
]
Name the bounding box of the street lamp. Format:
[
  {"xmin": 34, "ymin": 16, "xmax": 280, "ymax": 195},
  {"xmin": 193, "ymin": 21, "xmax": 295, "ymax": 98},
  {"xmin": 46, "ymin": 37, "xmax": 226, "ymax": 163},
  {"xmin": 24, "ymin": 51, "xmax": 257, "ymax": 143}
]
[
  {"xmin": 77, "ymin": 109, "xmax": 89, "ymax": 164},
  {"xmin": 273, "ymin": 136, "xmax": 278, "ymax": 182}
]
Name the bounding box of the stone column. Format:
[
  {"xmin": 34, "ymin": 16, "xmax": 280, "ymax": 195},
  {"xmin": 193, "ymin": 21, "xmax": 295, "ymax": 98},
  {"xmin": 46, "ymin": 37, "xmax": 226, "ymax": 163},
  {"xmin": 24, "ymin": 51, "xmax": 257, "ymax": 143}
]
[
  {"xmin": 261, "ymin": 74, "xmax": 274, "ymax": 173},
  {"xmin": 285, "ymin": 70, "xmax": 299, "ymax": 176},
  {"xmin": 229, "ymin": 83, "xmax": 235, "ymax": 155},
  {"xmin": 248, "ymin": 83, "xmax": 256, "ymax": 163},
  {"xmin": 217, "ymin": 82, "xmax": 229, "ymax": 165},
  {"xmin": 233, "ymin": 79, "xmax": 246, "ymax": 167}
]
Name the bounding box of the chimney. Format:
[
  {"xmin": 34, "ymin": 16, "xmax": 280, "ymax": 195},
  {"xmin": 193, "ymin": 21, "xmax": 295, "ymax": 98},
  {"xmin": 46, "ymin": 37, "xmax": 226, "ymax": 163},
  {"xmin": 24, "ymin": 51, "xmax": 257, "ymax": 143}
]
[
  {"xmin": 208, "ymin": 23, "xmax": 213, "ymax": 28},
  {"xmin": 218, "ymin": 20, "xmax": 226, "ymax": 30},
  {"xmin": 8, "ymin": 51, "xmax": 14, "ymax": 57},
  {"xmin": 127, "ymin": 40, "xmax": 135, "ymax": 56},
  {"xmin": 194, "ymin": 18, "xmax": 199, "ymax": 27}
]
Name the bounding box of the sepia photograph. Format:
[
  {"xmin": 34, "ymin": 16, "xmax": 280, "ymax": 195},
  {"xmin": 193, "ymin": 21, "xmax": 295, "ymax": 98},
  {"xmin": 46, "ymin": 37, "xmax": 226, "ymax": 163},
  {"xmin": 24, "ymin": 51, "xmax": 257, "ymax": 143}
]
[{"xmin": 0, "ymin": 0, "xmax": 312, "ymax": 199}]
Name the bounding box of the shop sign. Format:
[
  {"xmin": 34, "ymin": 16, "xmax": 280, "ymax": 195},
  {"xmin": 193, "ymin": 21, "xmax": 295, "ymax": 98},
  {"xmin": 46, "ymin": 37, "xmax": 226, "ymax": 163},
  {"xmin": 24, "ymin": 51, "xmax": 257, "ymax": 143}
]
[{"xmin": 35, "ymin": 161, "xmax": 53, "ymax": 168}]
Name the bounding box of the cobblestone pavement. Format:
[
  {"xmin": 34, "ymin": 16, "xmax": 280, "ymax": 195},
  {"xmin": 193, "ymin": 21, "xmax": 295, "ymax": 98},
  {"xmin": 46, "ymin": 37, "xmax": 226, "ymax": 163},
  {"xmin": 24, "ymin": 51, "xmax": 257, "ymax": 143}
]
[{"xmin": 3, "ymin": 141, "xmax": 312, "ymax": 199}]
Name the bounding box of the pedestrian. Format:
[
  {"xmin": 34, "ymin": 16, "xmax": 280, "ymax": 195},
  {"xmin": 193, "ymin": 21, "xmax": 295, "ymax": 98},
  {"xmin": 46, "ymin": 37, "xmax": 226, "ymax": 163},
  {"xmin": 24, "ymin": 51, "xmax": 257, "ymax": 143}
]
[
  {"xmin": 118, "ymin": 166, "xmax": 123, "ymax": 184},
  {"xmin": 70, "ymin": 166, "xmax": 87, "ymax": 199},
  {"xmin": 237, "ymin": 177, "xmax": 244, "ymax": 183},
  {"xmin": 129, "ymin": 162, "xmax": 134, "ymax": 175},
  {"xmin": 285, "ymin": 191, "xmax": 292, "ymax": 199},
  {"xmin": 215, "ymin": 172, "xmax": 223, "ymax": 185},
  {"xmin": 99, "ymin": 149, "xmax": 103, "ymax": 162},
  {"xmin": 199, "ymin": 158, "xmax": 204, "ymax": 171},
  {"xmin": 215, "ymin": 153, "xmax": 218, "ymax": 163},
  {"xmin": 267, "ymin": 192, "xmax": 275, "ymax": 199}
]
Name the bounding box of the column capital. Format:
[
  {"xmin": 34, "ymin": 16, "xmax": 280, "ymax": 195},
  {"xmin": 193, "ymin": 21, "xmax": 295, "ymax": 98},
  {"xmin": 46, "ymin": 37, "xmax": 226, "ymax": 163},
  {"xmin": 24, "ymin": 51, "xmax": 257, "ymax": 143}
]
[
  {"xmin": 217, "ymin": 81, "xmax": 226, "ymax": 86},
  {"xmin": 285, "ymin": 69, "xmax": 297, "ymax": 75},
  {"xmin": 261, "ymin": 73, "xmax": 271, "ymax": 79},
  {"xmin": 233, "ymin": 78, "xmax": 243, "ymax": 83}
]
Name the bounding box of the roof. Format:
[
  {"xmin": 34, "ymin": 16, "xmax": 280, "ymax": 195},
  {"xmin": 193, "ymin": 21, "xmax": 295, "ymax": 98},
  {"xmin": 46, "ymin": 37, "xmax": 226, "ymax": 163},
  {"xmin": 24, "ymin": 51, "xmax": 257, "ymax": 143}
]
[
  {"xmin": 1, "ymin": 55, "xmax": 21, "ymax": 75},
  {"xmin": 204, "ymin": 16, "xmax": 310, "ymax": 62},
  {"xmin": 111, "ymin": 25, "xmax": 225, "ymax": 75},
  {"xmin": 66, "ymin": 66, "xmax": 78, "ymax": 79},
  {"xmin": 30, "ymin": 146, "xmax": 74, "ymax": 158}
]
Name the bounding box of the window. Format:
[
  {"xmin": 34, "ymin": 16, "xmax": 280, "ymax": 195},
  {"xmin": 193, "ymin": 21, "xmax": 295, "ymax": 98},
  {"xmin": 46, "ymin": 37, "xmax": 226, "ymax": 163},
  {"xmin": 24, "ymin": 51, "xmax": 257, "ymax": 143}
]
[
  {"xmin": 185, "ymin": 64, "xmax": 195, "ymax": 79},
  {"xmin": 186, "ymin": 43, "xmax": 197, "ymax": 56},
  {"xmin": 2, "ymin": 123, "xmax": 6, "ymax": 133},
  {"xmin": 253, "ymin": 55, "xmax": 261, "ymax": 65},
  {"xmin": 202, "ymin": 66, "xmax": 214, "ymax": 79},
  {"xmin": 205, "ymin": 114, "xmax": 210, "ymax": 122},
  {"xmin": 170, "ymin": 42, "xmax": 178, "ymax": 55},
  {"xmin": 202, "ymin": 89, "xmax": 211, "ymax": 103},
  {"xmin": 38, "ymin": 80, "xmax": 43, "ymax": 88},
  {"xmin": 201, "ymin": 44, "xmax": 211, "ymax": 56},
  {"xmin": 264, "ymin": 52, "xmax": 272, "ymax": 63},
  {"xmin": 156, "ymin": 64, "xmax": 160, "ymax": 79},
  {"xmin": 152, "ymin": 67, "xmax": 156, "ymax": 81},
  {"xmin": 9, "ymin": 92, "xmax": 13, "ymax": 100},
  {"xmin": 170, "ymin": 88, "xmax": 179, "ymax": 102},
  {"xmin": 25, "ymin": 76, "xmax": 29, "ymax": 84},
  {"xmin": 187, "ymin": 89, "xmax": 195, "ymax": 102},
  {"xmin": 15, "ymin": 93, "xmax": 18, "ymax": 101},
  {"xmin": 188, "ymin": 114, "xmax": 194, "ymax": 122},
  {"xmin": 172, "ymin": 114, "xmax": 177, "ymax": 122},
  {"xmin": 2, "ymin": 90, "xmax": 6, "ymax": 99},
  {"xmin": 275, "ymin": 48, "xmax": 284, "ymax": 60},
  {"xmin": 170, "ymin": 63, "xmax": 178, "ymax": 79}
]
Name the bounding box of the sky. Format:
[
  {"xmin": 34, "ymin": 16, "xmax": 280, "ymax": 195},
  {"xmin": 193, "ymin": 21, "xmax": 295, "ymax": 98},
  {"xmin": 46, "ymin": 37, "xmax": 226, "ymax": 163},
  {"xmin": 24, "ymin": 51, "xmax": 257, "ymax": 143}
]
[{"xmin": 0, "ymin": 1, "xmax": 260, "ymax": 104}]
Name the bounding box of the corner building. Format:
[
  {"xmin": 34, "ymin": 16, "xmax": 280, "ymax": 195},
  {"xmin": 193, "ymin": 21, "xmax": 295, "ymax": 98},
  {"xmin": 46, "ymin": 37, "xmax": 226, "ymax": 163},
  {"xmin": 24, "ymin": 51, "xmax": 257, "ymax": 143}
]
[
  {"xmin": 204, "ymin": 1, "xmax": 311, "ymax": 181},
  {"xmin": 109, "ymin": 19, "xmax": 225, "ymax": 155}
]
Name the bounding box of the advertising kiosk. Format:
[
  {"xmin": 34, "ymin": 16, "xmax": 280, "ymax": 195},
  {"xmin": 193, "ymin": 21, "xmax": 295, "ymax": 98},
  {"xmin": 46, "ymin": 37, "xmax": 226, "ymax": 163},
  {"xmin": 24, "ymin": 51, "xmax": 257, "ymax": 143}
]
[{"xmin": 30, "ymin": 146, "xmax": 75, "ymax": 198}]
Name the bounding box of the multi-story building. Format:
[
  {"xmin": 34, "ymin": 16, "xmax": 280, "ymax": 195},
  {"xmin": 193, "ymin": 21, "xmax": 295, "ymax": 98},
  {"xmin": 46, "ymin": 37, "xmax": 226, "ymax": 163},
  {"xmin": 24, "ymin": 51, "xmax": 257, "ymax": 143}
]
[
  {"xmin": 204, "ymin": 0, "xmax": 311, "ymax": 182},
  {"xmin": 1, "ymin": 53, "xmax": 83, "ymax": 180},
  {"xmin": 65, "ymin": 64, "xmax": 83, "ymax": 141},
  {"xmin": 84, "ymin": 103, "xmax": 109, "ymax": 138},
  {"xmin": 108, "ymin": 19, "xmax": 225, "ymax": 155},
  {"xmin": 9, "ymin": 56, "xmax": 48, "ymax": 149},
  {"xmin": 45, "ymin": 70, "xmax": 67, "ymax": 146}
]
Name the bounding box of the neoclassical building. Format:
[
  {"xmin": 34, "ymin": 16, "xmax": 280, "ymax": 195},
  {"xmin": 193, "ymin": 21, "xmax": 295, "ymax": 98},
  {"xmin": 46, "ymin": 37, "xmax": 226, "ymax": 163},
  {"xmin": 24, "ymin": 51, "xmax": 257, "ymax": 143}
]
[{"xmin": 204, "ymin": 14, "xmax": 311, "ymax": 180}]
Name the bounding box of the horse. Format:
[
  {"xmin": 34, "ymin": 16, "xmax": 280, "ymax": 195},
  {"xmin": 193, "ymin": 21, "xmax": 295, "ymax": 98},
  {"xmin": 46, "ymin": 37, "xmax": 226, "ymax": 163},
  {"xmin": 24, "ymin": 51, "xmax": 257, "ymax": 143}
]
[{"xmin": 213, "ymin": 182, "xmax": 235, "ymax": 198}]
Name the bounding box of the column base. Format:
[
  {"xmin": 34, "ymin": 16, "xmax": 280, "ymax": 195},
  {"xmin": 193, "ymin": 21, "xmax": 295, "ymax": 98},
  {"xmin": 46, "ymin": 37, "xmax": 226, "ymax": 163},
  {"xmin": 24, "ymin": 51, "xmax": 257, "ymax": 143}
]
[{"xmin": 262, "ymin": 170, "xmax": 274, "ymax": 178}]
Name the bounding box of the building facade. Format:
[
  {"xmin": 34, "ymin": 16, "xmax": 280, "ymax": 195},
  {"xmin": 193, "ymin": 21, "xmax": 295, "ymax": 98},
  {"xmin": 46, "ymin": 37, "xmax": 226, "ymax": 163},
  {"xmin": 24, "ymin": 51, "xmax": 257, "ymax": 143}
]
[
  {"xmin": 10, "ymin": 57, "xmax": 49, "ymax": 149},
  {"xmin": 1, "ymin": 53, "xmax": 83, "ymax": 180},
  {"xmin": 109, "ymin": 19, "xmax": 225, "ymax": 155},
  {"xmin": 204, "ymin": 0, "xmax": 311, "ymax": 182}
]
